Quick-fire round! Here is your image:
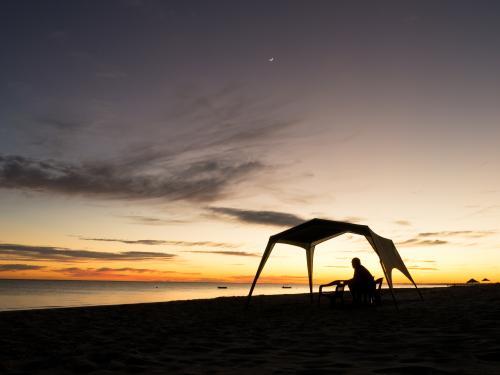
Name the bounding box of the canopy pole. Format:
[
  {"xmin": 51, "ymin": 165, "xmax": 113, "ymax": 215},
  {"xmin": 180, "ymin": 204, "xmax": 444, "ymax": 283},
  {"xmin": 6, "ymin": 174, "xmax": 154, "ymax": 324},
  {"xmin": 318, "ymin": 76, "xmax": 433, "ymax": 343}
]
[
  {"xmin": 380, "ymin": 260, "xmax": 398, "ymax": 310},
  {"xmin": 246, "ymin": 240, "xmax": 275, "ymax": 307},
  {"xmin": 306, "ymin": 246, "xmax": 315, "ymax": 304},
  {"xmin": 413, "ymin": 281, "xmax": 424, "ymax": 301}
]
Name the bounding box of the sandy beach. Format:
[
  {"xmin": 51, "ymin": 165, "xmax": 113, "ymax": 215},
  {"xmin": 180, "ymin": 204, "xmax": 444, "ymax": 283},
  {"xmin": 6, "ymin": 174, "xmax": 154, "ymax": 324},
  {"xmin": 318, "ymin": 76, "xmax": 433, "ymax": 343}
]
[{"xmin": 0, "ymin": 285, "xmax": 499, "ymax": 374}]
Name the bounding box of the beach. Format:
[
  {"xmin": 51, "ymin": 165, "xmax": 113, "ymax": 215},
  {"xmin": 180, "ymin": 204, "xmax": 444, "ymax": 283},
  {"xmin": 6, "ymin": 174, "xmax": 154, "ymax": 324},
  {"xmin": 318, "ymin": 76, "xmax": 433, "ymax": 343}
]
[{"xmin": 0, "ymin": 285, "xmax": 499, "ymax": 374}]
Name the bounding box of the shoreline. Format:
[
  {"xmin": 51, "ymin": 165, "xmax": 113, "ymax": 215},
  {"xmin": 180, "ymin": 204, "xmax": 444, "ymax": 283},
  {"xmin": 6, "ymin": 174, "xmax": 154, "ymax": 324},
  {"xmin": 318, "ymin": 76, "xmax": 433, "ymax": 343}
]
[
  {"xmin": 1, "ymin": 285, "xmax": 499, "ymax": 374},
  {"xmin": 0, "ymin": 281, "xmax": 458, "ymax": 313},
  {"xmin": 0, "ymin": 283, "xmax": 493, "ymax": 314},
  {"xmin": 0, "ymin": 277, "xmax": 455, "ymax": 285}
]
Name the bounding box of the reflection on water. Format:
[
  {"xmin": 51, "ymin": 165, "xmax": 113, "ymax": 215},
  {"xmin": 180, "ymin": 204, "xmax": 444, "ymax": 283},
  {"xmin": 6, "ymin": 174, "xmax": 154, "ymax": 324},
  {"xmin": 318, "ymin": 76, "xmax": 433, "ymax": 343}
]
[{"xmin": 0, "ymin": 279, "xmax": 447, "ymax": 311}]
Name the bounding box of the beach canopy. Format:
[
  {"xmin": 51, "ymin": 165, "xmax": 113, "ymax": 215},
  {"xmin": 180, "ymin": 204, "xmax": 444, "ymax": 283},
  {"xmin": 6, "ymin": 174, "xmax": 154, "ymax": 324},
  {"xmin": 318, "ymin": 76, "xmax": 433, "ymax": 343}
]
[{"xmin": 247, "ymin": 218, "xmax": 421, "ymax": 304}]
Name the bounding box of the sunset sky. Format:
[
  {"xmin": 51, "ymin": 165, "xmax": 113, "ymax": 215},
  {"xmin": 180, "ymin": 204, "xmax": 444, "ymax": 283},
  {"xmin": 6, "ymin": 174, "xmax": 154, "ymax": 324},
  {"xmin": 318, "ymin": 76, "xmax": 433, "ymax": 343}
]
[{"xmin": 0, "ymin": 1, "xmax": 499, "ymax": 285}]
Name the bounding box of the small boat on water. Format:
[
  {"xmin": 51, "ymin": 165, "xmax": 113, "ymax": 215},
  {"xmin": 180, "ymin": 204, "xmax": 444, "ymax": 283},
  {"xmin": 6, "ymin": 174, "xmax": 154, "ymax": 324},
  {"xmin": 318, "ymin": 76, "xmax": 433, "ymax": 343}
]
[
  {"xmin": 282, "ymin": 285, "xmax": 292, "ymax": 289},
  {"xmin": 217, "ymin": 286, "xmax": 228, "ymax": 289}
]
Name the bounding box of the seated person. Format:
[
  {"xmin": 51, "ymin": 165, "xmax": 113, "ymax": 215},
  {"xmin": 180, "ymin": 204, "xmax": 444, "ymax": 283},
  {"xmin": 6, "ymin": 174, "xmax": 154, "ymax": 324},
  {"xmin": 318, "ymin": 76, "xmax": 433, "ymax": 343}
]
[{"xmin": 347, "ymin": 257, "xmax": 375, "ymax": 303}]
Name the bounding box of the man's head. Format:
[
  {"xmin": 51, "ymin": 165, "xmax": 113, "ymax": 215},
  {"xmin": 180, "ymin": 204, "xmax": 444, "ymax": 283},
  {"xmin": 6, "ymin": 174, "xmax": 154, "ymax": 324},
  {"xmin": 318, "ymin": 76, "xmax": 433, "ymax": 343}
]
[{"xmin": 351, "ymin": 257, "xmax": 361, "ymax": 268}]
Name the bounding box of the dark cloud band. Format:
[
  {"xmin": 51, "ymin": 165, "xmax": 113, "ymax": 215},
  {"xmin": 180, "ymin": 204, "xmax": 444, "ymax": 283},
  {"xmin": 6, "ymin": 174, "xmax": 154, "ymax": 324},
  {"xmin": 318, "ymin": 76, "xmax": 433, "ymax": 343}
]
[
  {"xmin": 0, "ymin": 154, "xmax": 262, "ymax": 203},
  {"xmin": 53, "ymin": 267, "xmax": 201, "ymax": 277},
  {"xmin": 79, "ymin": 237, "xmax": 237, "ymax": 248},
  {"xmin": 0, "ymin": 264, "xmax": 46, "ymax": 271},
  {"xmin": 0, "ymin": 243, "xmax": 176, "ymax": 261},
  {"xmin": 208, "ymin": 206, "xmax": 304, "ymax": 227},
  {"xmin": 186, "ymin": 250, "xmax": 258, "ymax": 257}
]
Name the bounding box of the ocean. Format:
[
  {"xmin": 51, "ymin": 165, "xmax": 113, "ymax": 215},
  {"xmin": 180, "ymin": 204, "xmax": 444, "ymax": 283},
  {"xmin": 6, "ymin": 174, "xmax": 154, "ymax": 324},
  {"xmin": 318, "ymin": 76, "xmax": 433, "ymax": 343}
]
[{"xmin": 0, "ymin": 279, "xmax": 447, "ymax": 311}]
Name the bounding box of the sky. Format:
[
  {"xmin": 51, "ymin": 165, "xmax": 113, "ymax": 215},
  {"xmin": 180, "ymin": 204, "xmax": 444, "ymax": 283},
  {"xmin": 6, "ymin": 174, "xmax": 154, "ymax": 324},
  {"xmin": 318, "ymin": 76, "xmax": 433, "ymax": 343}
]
[{"xmin": 0, "ymin": 0, "xmax": 499, "ymax": 285}]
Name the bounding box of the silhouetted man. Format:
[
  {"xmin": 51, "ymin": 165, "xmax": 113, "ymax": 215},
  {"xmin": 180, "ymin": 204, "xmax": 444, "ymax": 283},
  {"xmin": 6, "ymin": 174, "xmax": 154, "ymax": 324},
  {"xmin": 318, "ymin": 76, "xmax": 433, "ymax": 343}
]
[{"xmin": 347, "ymin": 257, "xmax": 374, "ymax": 304}]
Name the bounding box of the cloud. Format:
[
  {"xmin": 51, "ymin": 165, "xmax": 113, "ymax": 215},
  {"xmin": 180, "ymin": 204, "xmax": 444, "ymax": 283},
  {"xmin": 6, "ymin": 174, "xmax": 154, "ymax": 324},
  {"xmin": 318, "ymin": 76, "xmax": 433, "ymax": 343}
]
[
  {"xmin": 418, "ymin": 230, "xmax": 495, "ymax": 238},
  {"xmin": 0, "ymin": 243, "xmax": 176, "ymax": 262},
  {"xmin": 208, "ymin": 207, "xmax": 305, "ymax": 227},
  {"xmin": 54, "ymin": 267, "xmax": 201, "ymax": 277},
  {"xmin": 79, "ymin": 238, "xmax": 166, "ymax": 246},
  {"xmin": 212, "ymin": 120, "xmax": 295, "ymax": 147},
  {"xmin": 0, "ymin": 264, "xmax": 46, "ymax": 272},
  {"xmin": 79, "ymin": 237, "xmax": 238, "ymax": 248},
  {"xmin": 398, "ymin": 239, "xmax": 448, "ymax": 247},
  {"xmin": 398, "ymin": 229, "xmax": 496, "ymax": 247},
  {"xmin": 403, "ymin": 258, "xmax": 436, "ymax": 263},
  {"xmin": 395, "ymin": 220, "xmax": 411, "ymax": 226},
  {"xmin": 341, "ymin": 216, "xmax": 364, "ymax": 224},
  {"xmin": 186, "ymin": 250, "xmax": 258, "ymax": 257},
  {"xmin": 468, "ymin": 205, "xmax": 500, "ymax": 216},
  {"xmin": 95, "ymin": 267, "xmax": 153, "ymax": 273},
  {"xmin": 3, "ymin": 84, "xmax": 302, "ymax": 206},
  {"xmin": 407, "ymin": 266, "xmax": 438, "ymax": 271},
  {"xmin": 120, "ymin": 215, "xmax": 186, "ymax": 226},
  {"xmin": 0, "ymin": 154, "xmax": 263, "ymax": 203}
]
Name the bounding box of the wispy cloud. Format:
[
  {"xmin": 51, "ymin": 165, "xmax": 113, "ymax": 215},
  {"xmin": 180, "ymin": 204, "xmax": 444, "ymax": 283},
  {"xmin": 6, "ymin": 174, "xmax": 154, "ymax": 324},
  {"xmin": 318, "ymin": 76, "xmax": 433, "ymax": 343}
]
[
  {"xmin": 208, "ymin": 207, "xmax": 305, "ymax": 227},
  {"xmin": 79, "ymin": 237, "xmax": 237, "ymax": 248},
  {"xmin": 120, "ymin": 215, "xmax": 186, "ymax": 226},
  {"xmin": 0, "ymin": 264, "xmax": 46, "ymax": 272},
  {"xmin": 395, "ymin": 220, "xmax": 411, "ymax": 226},
  {"xmin": 0, "ymin": 243, "xmax": 176, "ymax": 262},
  {"xmin": 403, "ymin": 258, "xmax": 436, "ymax": 263},
  {"xmin": 407, "ymin": 266, "xmax": 438, "ymax": 271},
  {"xmin": 3, "ymin": 85, "xmax": 300, "ymax": 205},
  {"xmin": 418, "ymin": 230, "xmax": 495, "ymax": 238},
  {"xmin": 53, "ymin": 267, "xmax": 200, "ymax": 278},
  {"xmin": 398, "ymin": 229, "xmax": 496, "ymax": 247},
  {"xmin": 0, "ymin": 155, "xmax": 263, "ymax": 203},
  {"xmin": 341, "ymin": 216, "xmax": 364, "ymax": 224},
  {"xmin": 186, "ymin": 250, "xmax": 258, "ymax": 257},
  {"xmin": 398, "ymin": 239, "xmax": 448, "ymax": 247}
]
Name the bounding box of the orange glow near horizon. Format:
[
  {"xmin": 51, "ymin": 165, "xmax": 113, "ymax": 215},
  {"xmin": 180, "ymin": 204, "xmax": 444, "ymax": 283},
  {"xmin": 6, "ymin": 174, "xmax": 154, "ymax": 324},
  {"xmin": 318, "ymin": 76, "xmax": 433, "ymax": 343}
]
[{"xmin": 0, "ymin": 214, "xmax": 499, "ymax": 284}]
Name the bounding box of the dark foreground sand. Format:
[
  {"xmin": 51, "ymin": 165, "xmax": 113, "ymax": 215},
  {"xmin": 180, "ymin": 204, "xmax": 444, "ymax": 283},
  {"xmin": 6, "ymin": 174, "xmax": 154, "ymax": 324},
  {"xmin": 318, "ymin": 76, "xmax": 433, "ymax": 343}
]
[{"xmin": 1, "ymin": 285, "xmax": 499, "ymax": 374}]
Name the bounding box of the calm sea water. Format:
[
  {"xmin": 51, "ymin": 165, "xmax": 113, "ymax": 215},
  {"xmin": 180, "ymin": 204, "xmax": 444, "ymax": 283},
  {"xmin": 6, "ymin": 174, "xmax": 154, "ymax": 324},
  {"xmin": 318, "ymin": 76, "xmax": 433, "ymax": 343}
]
[{"xmin": 0, "ymin": 279, "xmax": 447, "ymax": 311}]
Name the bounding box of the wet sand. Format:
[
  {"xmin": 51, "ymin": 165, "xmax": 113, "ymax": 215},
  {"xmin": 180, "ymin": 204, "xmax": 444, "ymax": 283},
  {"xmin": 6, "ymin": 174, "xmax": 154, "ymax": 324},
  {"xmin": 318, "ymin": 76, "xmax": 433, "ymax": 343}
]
[{"xmin": 1, "ymin": 285, "xmax": 499, "ymax": 374}]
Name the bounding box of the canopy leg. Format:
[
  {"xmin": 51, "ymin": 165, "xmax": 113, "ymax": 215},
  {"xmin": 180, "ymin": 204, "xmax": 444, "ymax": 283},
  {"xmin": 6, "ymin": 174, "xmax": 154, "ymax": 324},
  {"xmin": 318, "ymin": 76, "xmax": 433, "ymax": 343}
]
[
  {"xmin": 246, "ymin": 240, "xmax": 275, "ymax": 307},
  {"xmin": 380, "ymin": 260, "xmax": 398, "ymax": 310},
  {"xmin": 413, "ymin": 282, "xmax": 424, "ymax": 301},
  {"xmin": 306, "ymin": 246, "xmax": 315, "ymax": 304}
]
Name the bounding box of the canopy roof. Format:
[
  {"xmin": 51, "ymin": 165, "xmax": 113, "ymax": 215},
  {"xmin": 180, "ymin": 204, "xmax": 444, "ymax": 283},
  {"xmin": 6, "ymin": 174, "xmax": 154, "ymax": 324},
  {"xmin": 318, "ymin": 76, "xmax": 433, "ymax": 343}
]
[
  {"xmin": 247, "ymin": 218, "xmax": 421, "ymax": 305},
  {"xmin": 270, "ymin": 218, "xmax": 372, "ymax": 248}
]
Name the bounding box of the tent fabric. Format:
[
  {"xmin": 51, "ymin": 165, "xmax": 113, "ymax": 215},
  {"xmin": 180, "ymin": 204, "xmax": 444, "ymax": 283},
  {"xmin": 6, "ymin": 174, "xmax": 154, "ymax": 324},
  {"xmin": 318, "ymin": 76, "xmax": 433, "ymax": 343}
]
[
  {"xmin": 247, "ymin": 218, "xmax": 420, "ymax": 304},
  {"xmin": 367, "ymin": 230, "xmax": 415, "ymax": 289}
]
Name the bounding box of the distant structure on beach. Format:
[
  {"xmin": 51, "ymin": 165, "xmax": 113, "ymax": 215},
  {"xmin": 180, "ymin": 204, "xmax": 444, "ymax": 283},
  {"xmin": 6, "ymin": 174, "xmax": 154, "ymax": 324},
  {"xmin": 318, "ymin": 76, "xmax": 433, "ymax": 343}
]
[
  {"xmin": 482, "ymin": 278, "xmax": 490, "ymax": 282},
  {"xmin": 466, "ymin": 278, "xmax": 479, "ymax": 284}
]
